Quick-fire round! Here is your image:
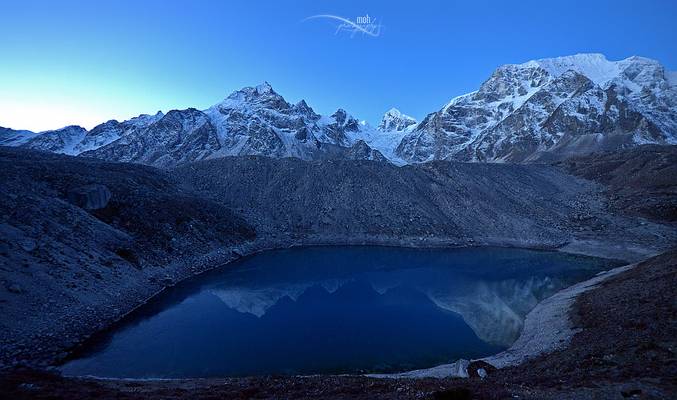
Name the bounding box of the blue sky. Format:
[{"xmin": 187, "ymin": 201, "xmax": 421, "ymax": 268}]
[{"xmin": 1, "ymin": 0, "xmax": 676, "ymax": 131}]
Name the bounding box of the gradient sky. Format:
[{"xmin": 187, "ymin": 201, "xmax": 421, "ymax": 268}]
[{"xmin": 1, "ymin": 0, "xmax": 676, "ymax": 131}]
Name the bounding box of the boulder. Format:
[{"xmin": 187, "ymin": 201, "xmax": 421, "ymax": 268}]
[
  {"xmin": 67, "ymin": 184, "xmax": 111, "ymax": 210},
  {"xmin": 467, "ymin": 360, "xmax": 497, "ymax": 379},
  {"xmin": 17, "ymin": 238, "xmax": 36, "ymax": 252},
  {"xmin": 7, "ymin": 283, "xmax": 23, "ymax": 294}
]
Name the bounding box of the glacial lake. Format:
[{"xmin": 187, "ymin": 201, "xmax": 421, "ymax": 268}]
[{"xmin": 60, "ymin": 246, "xmax": 621, "ymax": 378}]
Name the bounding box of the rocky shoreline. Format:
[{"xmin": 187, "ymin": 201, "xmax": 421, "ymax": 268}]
[
  {"xmin": 1, "ymin": 248, "xmax": 674, "ymax": 399},
  {"xmin": 0, "ymin": 232, "xmax": 654, "ymax": 370},
  {"xmin": 6, "ymin": 238, "xmax": 608, "ymax": 365},
  {"xmin": 368, "ymin": 260, "xmax": 638, "ymax": 379}
]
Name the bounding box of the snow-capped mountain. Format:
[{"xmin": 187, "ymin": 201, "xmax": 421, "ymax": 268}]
[
  {"xmin": 74, "ymin": 111, "xmax": 164, "ymax": 155},
  {"xmin": 0, "ymin": 127, "xmax": 40, "ymax": 146},
  {"xmin": 378, "ymin": 108, "xmax": 417, "ymax": 132},
  {"xmin": 397, "ymin": 54, "xmax": 677, "ymax": 162},
  {"xmin": 1, "ymin": 54, "xmax": 674, "ymax": 166},
  {"xmin": 1, "ymin": 82, "xmax": 396, "ymax": 167},
  {"xmin": 337, "ymin": 108, "xmax": 416, "ymax": 164},
  {"xmin": 19, "ymin": 125, "xmax": 88, "ymax": 155},
  {"xmin": 94, "ymin": 82, "xmax": 393, "ymax": 166}
]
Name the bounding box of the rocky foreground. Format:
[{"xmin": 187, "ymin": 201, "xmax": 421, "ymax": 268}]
[{"xmin": 0, "ymin": 145, "xmax": 676, "ymax": 398}]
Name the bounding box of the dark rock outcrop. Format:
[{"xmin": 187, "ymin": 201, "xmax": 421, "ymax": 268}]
[
  {"xmin": 67, "ymin": 184, "xmax": 111, "ymax": 210},
  {"xmin": 467, "ymin": 360, "xmax": 498, "ymax": 379}
]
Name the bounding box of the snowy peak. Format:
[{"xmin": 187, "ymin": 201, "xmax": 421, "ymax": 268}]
[
  {"xmin": 47, "ymin": 125, "xmax": 86, "ymax": 133},
  {"xmin": 215, "ymin": 82, "xmax": 290, "ymax": 112},
  {"xmin": 0, "ymin": 127, "xmax": 40, "ymax": 146},
  {"xmin": 74, "ymin": 111, "xmax": 167, "ymax": 155},
  {"xmin": 526, "ymin": 53, "xmax": 619, "ymax": 85},
  {"xmin": 21, "ymin": 125, "xmax": 87, "ymax": 155},
  {"xmin": 331, "ymin": 109, "xmax": 360, "ymax": 132},
  {"xmin": 256, "ymin": 81, "xmax": 274, "ymax": 94},
  {"xmin": 378, "ymin": 108, "xmax": 417, "ymax": 132},
  {"xmin": 88, "ymin": 83, "xmax": 384, "ymax": 165},
  {"xmin": 477, "ymin": 62, "xmax": 550, "ymax": 101},
  {"xmin": 524, "ymin": 53, "xmax": 671, "ymax": 91},
  {"xmin": 397, "ymin": 53, "xmax": 676, "ymax": 163},
  {"xmin": 130, "ymin": 111, "xmax": 164, "ymax": 126},
  {"xmin": 292, "ymin": 99, "xmax": 320, "ymax": 120}
]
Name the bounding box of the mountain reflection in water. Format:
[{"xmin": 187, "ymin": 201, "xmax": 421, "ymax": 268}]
[{"xmin": 61, "ymin": 246, "xmax": 620, "ymax": 378}]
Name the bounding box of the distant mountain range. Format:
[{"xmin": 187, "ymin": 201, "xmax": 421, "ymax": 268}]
[{"xmin": 2, "ymin": 54, "xmax": 675, "ymax": 166}]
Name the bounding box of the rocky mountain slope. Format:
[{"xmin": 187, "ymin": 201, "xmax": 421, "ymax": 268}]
[
  {"xmin": 0, "ymin": 147, "xmax": 254, "ymax": 366},
  {"xmin": 15, "ymin": 126, "xmax": 88, "ymax": 155},
  {"xmin": 397, "ymin": 54, "xmax": 676, "ymax": 162},
  {"xmin": 172, "ymin": 154, "xmax": 676, "ymax": 260},
  {"xmin": 377, "ymin": 108, "xmax": 417, "ymax": 132},
  {"xmin": 556, "ymin": 144, "xmax": 677, "ymax": 222},
  {"xmin": 0, "ymin": 127, "xmax": 41, "ymax": 146},
  {"xmin": 3, "ymin": 54, "xmax": 672, "ymax": 166}
]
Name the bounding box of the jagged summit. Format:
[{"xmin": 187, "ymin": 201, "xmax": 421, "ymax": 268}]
[
  {"xmin": 397, "ymin": 53, "xmax": 676, "ymax": 163},
  {"xmin": 519, "ymin": 53, "xmax": 662, "ymax": 87},
  {"xmin": 215, "ymin": 81, "xmax": 289, "ymax": 111},
  {"xmin": 8, "ymin": 125, "xmax": 87, "ymax": 155},
  {"xmin": 378, "ymin": 108, "xmax": 417, "ymax": 132},
  {"xmin": 255, "ymin": 81, "xmax": 274, "ymax": 94},
  {"xmin": 57, "ymin": 82, "xmax": 391, "ymax": 166}
]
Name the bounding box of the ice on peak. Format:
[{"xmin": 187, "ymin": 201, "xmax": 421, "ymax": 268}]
[
  {"xmin": 331, "ymin": 108, "xmax": 352, "ymax": 122},
  {"xmin": 41, "ymin": 125, "xmax": 86, "ymax": 134},
  {"xmin": 622, "ymin": 55, "xmax": 660, "ymax": 65},
  {"xmin": 294, "ymin": 99, "xmax": 314, "ymax": 113},
  {"xmin": 400, "ymin": 53, "xmax": 676, "ymax": 164},
  {"xmin": 134, "ymin": 110, "xmax": 164, "ymax": 120},
  {"xmin": 222, "ymin": 82, "xmax": 275, "ymax": 100},
  {"xmin": 517, "ymin": 53, "xmax": 666, "ymax": 88},
  {"xmin": 63, "ymin": 125, "xmax": 86, "ymax": 130},
  {"xmin": 256, "ymin": 81, "xmax": 274, "ymax": 94},
  {"xmin": 378, "ymin": 108, "xmax": 417, "ymax": 132},
  {"xmin": 541, "ymin": 53, "xmax": 607, "ymax": 63},
  {"xmin": 384, "ymin": 107, "xmax": 404, "ymax": 117},
  {"xmin": 383, "ymin": 108, "xmax": 414, "ymax": 120},
  {"xmin": 530, "ymin": 53, "xmax": 610, "ymax": 68},
  {"xmin": 213, "ymin": 82, "xmax": 287, "ymax": 112},
  {"xmin": 529, "ymin": 53, "xmax": 619, "ymax": 85}
]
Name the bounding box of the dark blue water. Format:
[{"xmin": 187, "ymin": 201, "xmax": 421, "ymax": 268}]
[{"xmin": 60, "ymin": 246, "xmax": 620, "ymax": 378}]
